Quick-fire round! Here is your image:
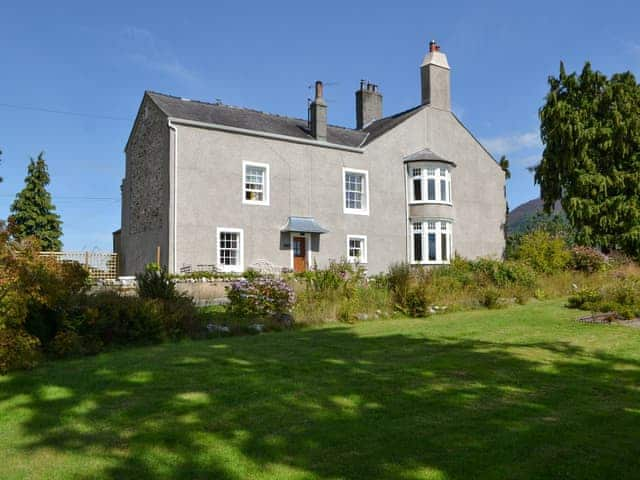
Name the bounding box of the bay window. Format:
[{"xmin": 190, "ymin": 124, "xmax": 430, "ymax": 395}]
[
  {"xmin": 411, "ymin": 220, "xmax": 452, "ymax": 264},
  {"xmin": 410, "ymin": 165, "xmax": 451, "ymax": 204}
]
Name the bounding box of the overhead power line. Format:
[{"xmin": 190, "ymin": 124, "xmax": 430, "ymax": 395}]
[{"xmin": 0, "ymin": 102, "xmax": 128, "ymax": 121}]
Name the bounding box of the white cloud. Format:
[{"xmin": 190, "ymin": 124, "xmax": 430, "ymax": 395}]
[
  {"xmin": 481, "ymin": 130, "xmax": 541, "ymax": 156},
  {"xmin": 120, "ymin": 26, "xmax": 201, "ymax": 86}
]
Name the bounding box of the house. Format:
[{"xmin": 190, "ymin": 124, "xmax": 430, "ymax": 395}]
[{"xmin": 116, "ymin": 41, "xmax": 506, "ymax": 275}]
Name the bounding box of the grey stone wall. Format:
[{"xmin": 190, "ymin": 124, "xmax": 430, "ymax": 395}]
[{"xmin": 120, "ymin": 96, "xmax": 170, "ymax": 274}]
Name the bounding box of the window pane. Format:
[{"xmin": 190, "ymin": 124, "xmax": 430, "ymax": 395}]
[
  {"xmin": 412, "ymin": 167, "xmax": 421, "ymax": 177},
  {"xmin": 414, "ymin": 233, "xmax": 423, "ymax": 261},
  {"xmin": 244, "ymin": 165, "xmax": 265, "ymax": 202},
  {"xmin": 426, "ymin": 167, "xmax": 436, "ymax": 176},
  {"xmin": 219, "ymin": 232, "xmax": 239, "ymax": 266},
  {"xmin": 427, "ymin": 221, "xmax": 436, "ymax": 231},
  {"xmin": 413, "ymin": 178, "xmax": 422, "ymax": 201},
  {"xmin": 441, "ymin": 233, "xmax": 448, "ymax": 261},
  {"xmin": 349, "ymin": 239, "xmax": 362, "ymax": 258},
  {"xmin": 440, "ymin": 179, "xmax": 447, "ymax": 202},
  {"xmin": 345, "ymin": 172, "xmax": 364, "ymax": 210},
  {"xmin": 427, "ymin": 179, "xmax": 435, "ymax": 200},
  {"xmin": 428, "ymin": 233, "xmax": 436, "ymax": 261}
]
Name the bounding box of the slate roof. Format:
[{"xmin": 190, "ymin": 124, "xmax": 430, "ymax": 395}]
[
  {"xmin": 146, "ymin": 91, "xmax": 432, "ymax": 149},
  {"xmin": 281, "ymin": 216, "xmax": 329, "ymax": 234},
  {"xmin": 361, "ymin": 105, "xmax": 425, "ymax": 145},
  {"xmin": 147, "ymin": 91, "xmax": 368, "ymax": 148},
  {"xmin": 403, "ymin": 148, "xmax": 456, "ymax": 167}
]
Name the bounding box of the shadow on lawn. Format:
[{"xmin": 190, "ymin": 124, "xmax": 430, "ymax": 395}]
[{"xmin": 2, "ymin": 327, "xmax": 640, "ymax": 479}]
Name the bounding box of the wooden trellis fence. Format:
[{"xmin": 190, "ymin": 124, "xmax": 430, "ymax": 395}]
[{"xmin": 40, "ymin": 251, "xmax": 119, "ymax": 281}]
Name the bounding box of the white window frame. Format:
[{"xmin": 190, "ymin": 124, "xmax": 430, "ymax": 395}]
[
  {"xmin": 346, "ymin": 235, "xmax": 367, "ymax": 264},
  {"xmin": 342, "ymin": 167, "xmax": 370, "ymax": 215},
  {"xmin": 409, "ymin": 163, "xmax": 452, "ymax": 205},
  {"xmin": 216, "ymin": 227, "xmax": 244, "ymax": 272},
  {"xmin": 410, "ymin": 220, "xmax": 452, "ymax": 265},
  {"xmin": 242, "ymin": 161, "xmax": 270, "ymax": 206}
]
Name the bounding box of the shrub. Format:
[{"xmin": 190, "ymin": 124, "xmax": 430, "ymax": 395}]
[
  {"xmin": 512, "ymin": 230, "xmax": 572, "ymax": 274},
  {"xmin": 480, "ymin": 287, "xmax": 502, "ymax": 309},
  {"xmin": 567, "ymin": 287, "xmax": 602, "ymax": 309},
  {"xmin": 0, "ymin": 329, "xmax": 41, "ymax": 374},
  {"xmin": 137, "ymin": 264, "xmax": 179, "ymax": 300},
  {"xmin": 227, "ymin": 277, "xmax": 295, "ymax": 318},
  {"xmin": 50, "ymin": 330, "xmax": 84, "ymax": 358},
  {"xmin": 572, "ymin": 246, "xmax": 606, "ymax": 273},
  {"xmin": 402, "ymin": 287, "xmax": 432, "ymax": 317},
  {"xmin": 386, "ymin": 262, "xmax": 413, "ymax": 308}
]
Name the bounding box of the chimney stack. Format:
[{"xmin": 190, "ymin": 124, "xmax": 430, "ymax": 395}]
[
  {"xmin": 355, "ymin": 80, "xmax": 383, "ymax": 129},
  {"xmin": 420, "ymin": 40, "xmax": 451, "ymax": 110},
  {"xmin": 309, "ymin": 80, "xmax": 327, "ymax": 141}
]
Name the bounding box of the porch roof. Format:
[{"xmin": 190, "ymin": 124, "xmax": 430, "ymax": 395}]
[{"xmin": 281, "ymin": 216, "xmax": 329, "ymax": 234}]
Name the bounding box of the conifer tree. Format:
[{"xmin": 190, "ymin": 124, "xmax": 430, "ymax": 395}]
[
  {"xmin": 535, "ymin": 62, "xmax": 640, "ymax": 256},
  {"xmin": 9, "ymin": 152, "xmax": 63, "ymax": 251}
]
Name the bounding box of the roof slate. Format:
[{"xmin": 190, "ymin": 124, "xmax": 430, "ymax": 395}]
[{"xmin": 147, "ymin": 91, "xmax": 368, "ymax": 148}]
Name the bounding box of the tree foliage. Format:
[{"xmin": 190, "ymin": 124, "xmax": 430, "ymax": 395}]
[
  {"xmin": 499, "ymin": 155, "xmax": 511, "ymax": 180},
  {"xmin": 535, "ymin": 62, "xmax": 640, "ymax": 256},
  {"xmin": 9, "ymin": 152, "xmax": 63, "ymax": 251}
]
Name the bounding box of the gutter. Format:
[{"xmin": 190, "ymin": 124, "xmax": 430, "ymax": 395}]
[{"xmin": 167, "ymin": 117, "xmax": 365, "ymax": 154}]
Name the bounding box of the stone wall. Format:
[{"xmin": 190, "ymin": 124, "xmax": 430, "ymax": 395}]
[{"xmin": 120, "ymin": 95, "xmax": 170, "ymax": 274}]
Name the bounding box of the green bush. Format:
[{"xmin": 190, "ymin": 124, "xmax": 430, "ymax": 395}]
[
  {"xmin": 50, "ymin": 330, "xmax": 84, "ymax": 358},
  {"xmin": 386, "ymin": 262, "xmax": 413, "ymax": 309},
  {"xmin": 567, "ymin": 287, "xmax": 602, "ymax": 309},
  {"xmin": 0, "ymin": 329, "xmax": 41, "ymax": 374},
  {"xmin": 137, "ymin": 264, "xmax": 180, "ymax": 301},
  {"xmin": 512, "ymin": 230, "xmax": 572, "ymax": 274},
  {"xmin": 480, "ymin": 287, "xmax": 502, "ymax": 309}
]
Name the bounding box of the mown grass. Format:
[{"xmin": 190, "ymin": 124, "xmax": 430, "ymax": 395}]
[{"xmin": 2, "ymin": 300, "xmax": 640, "ymax": 479}]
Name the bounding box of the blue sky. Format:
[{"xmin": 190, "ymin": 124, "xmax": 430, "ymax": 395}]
[{"xmin": 1, "ymin": 0, "xmax": 638, "ymax": 251}]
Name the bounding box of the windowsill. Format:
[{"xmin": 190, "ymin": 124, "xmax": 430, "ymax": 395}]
[
  {"xmin": 408, "ymin": 201, "xmax": 453, "ymax": 206},
  {"xmin": 243, "ymin": 199, "xmax": 270, "ymax": 206},
  {"xmin": 344, "ymin": 208, "xmax": 369, "ymax": 216},
  {"xmin": 411, "ymin": 260, "xmax": 451, "ymax": 266},
  {"xmin": 217, "ymin": 265, "xmax": 243, "ymax": 273}
]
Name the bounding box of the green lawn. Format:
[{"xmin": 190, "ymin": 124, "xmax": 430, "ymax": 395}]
[{"xmin": 2, "ymin": 300, "xmax": 640, "ymax": 479}]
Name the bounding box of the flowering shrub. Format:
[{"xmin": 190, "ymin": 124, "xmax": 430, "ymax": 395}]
[
  {"xmin": 571, "ymin": 246, "xmax": 606, "ymax": 273},
  {"xmin": 227, "ymin": 277, "xmax": 295, "ymax": 318}
]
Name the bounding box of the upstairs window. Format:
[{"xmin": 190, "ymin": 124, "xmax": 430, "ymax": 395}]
[
  {"xmin": 343, "ymin": 168, "xmax": 369, "ymax": 215},
  {"xmin": 410, "ymin": 165, "xmax": 451, "ymax": 204},
  {"xmin": 217, "ymin": 228, "xmax": 244, "ymax": 272},
  {"xmin": 412, "ymin": 220, "xmax": 451, "ymax": 264},
  {"xmin": 347, "ymin": 235, "xmax": 367, "ymax": 263},
  {"xmin": 243, "ymin": 161, "xmax": 269, "ymax": 205}
]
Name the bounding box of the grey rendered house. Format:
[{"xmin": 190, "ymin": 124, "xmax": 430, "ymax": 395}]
[{"xmin": 116, "ymin": 41, "xmax": 506, "ymax": 275}]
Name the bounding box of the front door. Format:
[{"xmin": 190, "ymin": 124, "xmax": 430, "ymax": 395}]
[{"xmin": 293, "ymin": 236, "xmax": 307, "ymax": 273}]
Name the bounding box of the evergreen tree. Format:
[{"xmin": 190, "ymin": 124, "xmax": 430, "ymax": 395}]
[
  {"xmin": 9, "ymin": 152, "xmax": 63, "ymax": 251},
  {"xmin": 535, "ymin": 62, "xmax": 640, "ymax": 256}
]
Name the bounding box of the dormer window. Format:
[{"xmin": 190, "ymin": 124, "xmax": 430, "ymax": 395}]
[{"xmin": 410, "ymin": 164, "xmax": 451, "ymax": 204}]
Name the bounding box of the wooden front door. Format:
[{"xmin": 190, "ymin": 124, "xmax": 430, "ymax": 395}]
[{"xmin": 293, "ymin": 236, "xmax": 307, "ymax": 273}]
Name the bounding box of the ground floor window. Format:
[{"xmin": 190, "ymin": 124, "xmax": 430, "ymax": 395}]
[
  {"xmin": 411, "ymin": 220, "xmax": 451, "ymax": 264},
  {"xmin": 217, "ymin": 227, "xmax": 243, "ymax": 272},
  {"xmin": 347, "ymin": 235, "xmax": 367, "ymax": 263}
]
